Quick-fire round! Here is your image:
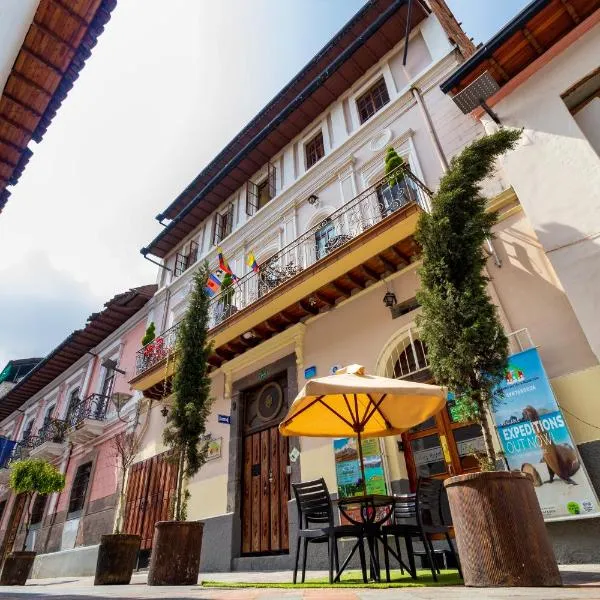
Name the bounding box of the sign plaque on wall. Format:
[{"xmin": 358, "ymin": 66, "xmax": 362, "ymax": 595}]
[{"xmin": 218, "ymin": 414, "xmax": 231, "ymax": 425}]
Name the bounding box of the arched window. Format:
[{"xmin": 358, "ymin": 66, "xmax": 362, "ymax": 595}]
[{"xmin": 382, "ymin": 328, "xmax": 431, "ymax": 383}]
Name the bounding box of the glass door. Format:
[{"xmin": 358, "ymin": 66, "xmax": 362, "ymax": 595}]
[{"xmin": 403, "ymin": 398, "xmax": 484, "ymax": 490}]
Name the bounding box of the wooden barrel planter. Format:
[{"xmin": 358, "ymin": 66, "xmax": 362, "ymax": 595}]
[
  {"xmin": 94, "ymin": 534, "xmax": 141, "ymax": 585},
  {"xmin": 445, "ymin": 472, "xmax": 561, "ymax": 587},
  {"xmin": 147, "ymin": 521, "xmax": 204, "ymax": 586},
  {"xmin": 0, "ymin": 551, "xmax": 36, "ymax": 585}
]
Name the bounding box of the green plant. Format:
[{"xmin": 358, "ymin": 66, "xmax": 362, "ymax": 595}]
[
  {"xmin": 9, "ymin": 459, "xmax": 65, "ymax": 551},
  {"xmin": 384, "ymin": 147, "xmax": 405, "ymax": 187},
  {"xmin": 220, "ymin": 273, "xmax": 234, "ymax": 307},
  {"xmin": 415, "ymin": 129, "xmax": 521, "ymax": 466},
  {"xmin": 163, "ymin": 262, "xmax": 214, "ymax": 520},
  {"xmin": 142, "ymin": 322, "xmax": 156, "ymax": 346}
]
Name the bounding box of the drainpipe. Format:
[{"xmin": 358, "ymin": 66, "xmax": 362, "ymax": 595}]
[{"xmin": 410, "ymin": 86, "xmax": 449, "ymax": 173}]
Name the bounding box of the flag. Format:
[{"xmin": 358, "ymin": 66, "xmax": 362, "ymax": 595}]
[
  {"xmin": 247, "ymin": 251, "xmax": 260, "ymax": 273},
  {"xmin": 205, "ymin": 273, "xmax": 222, "ymax": 298},
  {"xmin": 217, "ymin": 246, "xmax": 239, "ymax": 282}
]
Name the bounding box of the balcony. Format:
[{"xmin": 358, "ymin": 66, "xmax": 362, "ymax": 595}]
[
  {"xmin": 131, "ymin": 167, "xmax": 430, "ymax": 397},
  {"xmin": 68, "ymin": 393, "xmax": 110, "ymax": 444},
  {"xmin": 0, "ymin": 440, "xmax": 31, "ymax": 482},
  {"xmin": 29, "ymin": 420, "xmax": 69, "ymax": 460}
]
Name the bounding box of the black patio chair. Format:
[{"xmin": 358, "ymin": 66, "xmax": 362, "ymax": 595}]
[
  {"xmin": 292, "ymin": 478, "xmax": 368, "ymax": 584},
  {"xmin": 381, "ymin": 478, "xmax": 462, "ymax": 582}
]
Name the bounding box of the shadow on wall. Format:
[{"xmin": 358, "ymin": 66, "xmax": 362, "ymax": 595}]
[{"xmin": 490, "ymin": 217, "xmax": 598, "ymax": 376}]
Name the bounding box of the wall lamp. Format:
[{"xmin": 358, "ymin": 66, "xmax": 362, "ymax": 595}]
[
  {"xmin": 383, "ymin": 290, "xmax": 398, "ymax": 310},
  {"xmin": 307, "ymin": 194, "xmax": 319, "ymax": 206}
]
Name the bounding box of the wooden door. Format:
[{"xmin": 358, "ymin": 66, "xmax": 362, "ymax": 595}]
[
  {"xmin": 241, "ymin": 376, "xmax": 289, "ymax": 555},
  {"xmin": 123, "ymin": 451, "xmax": 177, "ymax": 551},
  {"xmin": 403, "ymin": 397, "xmax": 484, "ymax": 490},
  {"xmin": 0, "ymin": 494, "xmax": 26, "ymax": 563}
]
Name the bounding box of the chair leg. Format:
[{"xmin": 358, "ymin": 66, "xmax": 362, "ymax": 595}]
[
  {"xmin": 395, "ymin": 535, "xmax": 404, "ymax": 575},
  {"xmin": 383, "ymin": 534, "xmax": 391, "ymax": 582},
  {"xmin": 430, "ymin": 538, "xmax": 441, "ymax": 574},
  {"xmin": 421, "ymin": 533, "xmax": 437, "ymax": 582},
  {"xmin": 301, "ymin": 538, "xmax": 309, "ymax": 583},
  {"xmin": 405, "ymin": 536, "xmax": 417, "ymax": 579},
  {"xmin": 358, "ymin": 537, "xmax": 368, "ymax": 583},
  {"xmin": 293, "ymin": 536, "xmax": 301, "ymax": 584},
  {"xmin": 328, "ymin": 535, "xmax": 334, "ymax": 584},
  {"xmin": 333, "ymin": 538, "xmax": 340, "ymax": 575},
  {"xmin": 445, "ymin": 533, "xmax": 462, "ymax": 579}
]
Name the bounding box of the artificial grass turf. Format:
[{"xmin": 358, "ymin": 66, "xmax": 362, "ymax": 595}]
[{"xmin": 201, "ymin": 569, "xmax": 462, "ymax": 589}]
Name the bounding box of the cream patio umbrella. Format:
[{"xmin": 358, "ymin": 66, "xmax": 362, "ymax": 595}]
[{"xmin": 279, "ymin": 364, "xmax": 446, "ymax": 495}]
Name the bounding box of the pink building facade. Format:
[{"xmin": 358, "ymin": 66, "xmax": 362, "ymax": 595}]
[{"xmin": 0, "ymin": 285, "xmax": 155, "ymax": 562}]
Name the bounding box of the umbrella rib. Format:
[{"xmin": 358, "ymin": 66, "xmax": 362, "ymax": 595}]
[
  {"xmin": 342, "ymin": 394, "xmax": 354, "ymax": 424},
  {"xmin": 318, "ymin": 399, "xmax": 355, "ymax": 429},
  {"xmin": 361, "ymin": 394, "xmax": 392, "ymax": 429},
  {"xmin": 280, "ymin": 395, "xmax": 324, "ymax": 427}
]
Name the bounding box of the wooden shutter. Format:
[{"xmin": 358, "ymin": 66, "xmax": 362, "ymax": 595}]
[
  {"xmin": 211, "ymin": 213, "xmax": 220, "ymax": 246},
  {"xmin": 225, "ymin": 203, "xmax": 234, "ymax": 237},
  {"xmin": 246, "ymin": 181, "xmax": 258, "ymax": 216},
  {"xmin": 268, "ymin": 162, "xmax": 277, "ymax": 200}
]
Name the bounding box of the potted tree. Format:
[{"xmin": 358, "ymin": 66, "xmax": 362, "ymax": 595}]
[
  {"xmin": 94, "ymin": 410, "xmax": 144, "ymax": 585},
  {"xmin": 219, "ymin": 273, "xmax": 237, "ymax": 321},
  {"xmin": 0, "ymin": 459, "xmax": 65, "ymax": 585},
  {"xmin": 416, "ymin": 129, "xmax": 561, "ymax": 587},
  {"xmin": 148, "ymin": 262, "xmax": 214, "ymax": 586}
]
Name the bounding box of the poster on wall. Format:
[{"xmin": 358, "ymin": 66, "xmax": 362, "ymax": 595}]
[
  {"xmin": 491, "ymin": 347, "xmax": 600, "ymax": 521},
  {"xmin": 333, "ymin": 437, "xmax": 388, "ymax": 523}
]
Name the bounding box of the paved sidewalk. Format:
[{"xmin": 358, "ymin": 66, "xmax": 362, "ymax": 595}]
[{"xmin": 0, "ymin": 565, "xmax": 598, "ymax": 599}]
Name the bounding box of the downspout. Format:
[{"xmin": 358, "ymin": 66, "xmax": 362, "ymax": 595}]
[{"xmin": 410, "ymin": 86, "xmax": 449, "ymax": 173}]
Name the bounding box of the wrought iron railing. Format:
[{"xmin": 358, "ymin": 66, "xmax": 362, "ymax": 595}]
[
  {"xmin": 206, "ymin": 167, "xmax": 429, "ymax": 328},
  {"xmin": 135, "ymin": 322, "xmax": 180, "ymax": 375},
  {"xmin": 134, "ymin": 166, "xmax": 430, "ymax": 376},
  {"xmin": 30, "ymin": 419, "xmax": 69, "ymax": 449},
  {"xmin": 67, "ymin": 393, "xmax": 110, "ymax": 427}
]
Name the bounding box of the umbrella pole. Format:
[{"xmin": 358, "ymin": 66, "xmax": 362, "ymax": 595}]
[{"xmin": 357, "ymin": 429, "xmax": 368, "ymax": 497}]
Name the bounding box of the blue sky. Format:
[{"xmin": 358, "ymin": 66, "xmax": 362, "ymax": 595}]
[{"xmin": 0, "ymin": 0, "xmax": 530, "ymax": 367}]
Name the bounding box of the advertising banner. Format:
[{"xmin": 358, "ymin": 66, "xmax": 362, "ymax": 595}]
[
  {"xmin": 333, "ymin": 437, "xmax": 387, "ymax": 524},
  {"xmin": 491, "ymin": 348, "xmax": 600, "ymax": 521}
]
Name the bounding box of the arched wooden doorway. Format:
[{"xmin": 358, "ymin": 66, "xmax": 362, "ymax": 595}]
[{"xmin": 378, "ymin": 326, "xmax": 484, "ymax": 490}]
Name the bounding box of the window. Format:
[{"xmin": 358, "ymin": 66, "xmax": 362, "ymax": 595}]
[
  {"xmin": 41, "ymin": 404, "xmax": 55, "ymax": 432},
  {"xmin": 174, "ymin": 241, "xmax": 199, "ymax": 277},
  {"xmin": 356, "ymin": 77, "xmax": 390, "ymax": 124},
  {"xmin": 305, "ymin": 132, "xmax": 325, "ymax": 169},
  {"xmin": 21, "ymin": 419, "xmax": 34, "ymax": 442},
  {"xmin": 382, "ymin": 328, "xmax": 430, "ymax": 383},
  {"xmin": 65, "ymin": 387, "xmax": 80, "ymax": 423},
  {"xmin": 30, "ymin": 494, "xmax": 48, "ymax": 527},
  {"xmin": 212, "ymin": 204, "xmax": 234, "ymax": 245},
  {"xmin": 246, "ymin": 162, "xmax": 277, "ymax": 216},
  {"xmin": 314, "ymin": 220, "xmax": 336, "ymax": 260},
  {"xmin": 67, "ymin": 462, "xmax": 92, "ymax": 519}
]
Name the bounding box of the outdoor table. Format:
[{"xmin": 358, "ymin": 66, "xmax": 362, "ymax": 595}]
[{"xmin": 335, "ymin": 494, "xmax": 415, "ymax": 582}]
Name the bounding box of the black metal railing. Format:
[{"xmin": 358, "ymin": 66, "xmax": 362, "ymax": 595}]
[
  {"xmin": 68, "ymin": 393, "xmax": 110, "ymax": 427},
  {"xmin": 134, "ymin": 166, "xmax": 431, "ymax": 376},
  {"xmin": 135, "ymin": 322, "xmax": 180, "ymax": 376},
  {"xmin": 29, "ymin": 419, "xmax": 69, "ymax": 450}
]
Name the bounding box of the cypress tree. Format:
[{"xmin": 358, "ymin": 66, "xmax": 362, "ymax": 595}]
[
  {"xmin": 163, "ymin": 262, "xmax": 214, "ymax": 519},
  {"xmin": 416, "ymin": 129, "xmax": 521, "ymax": 469}
]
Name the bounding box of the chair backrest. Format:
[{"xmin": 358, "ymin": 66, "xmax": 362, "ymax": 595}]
[
  {"xmin": 415, "ymin": 477, "xmax": 445, "ymax": 529},
  {"xmin": 393, "ymin": 493, "xmax": 417, "ymax": 524},
  {"xmin": 292, "ymin": 478, "xmax": 334, "ymax": 528}
]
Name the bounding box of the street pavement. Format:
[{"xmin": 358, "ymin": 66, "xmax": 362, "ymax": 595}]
[{"xmin": 0, "ymin": 565, "xmax": 599, "ymax": 599}]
